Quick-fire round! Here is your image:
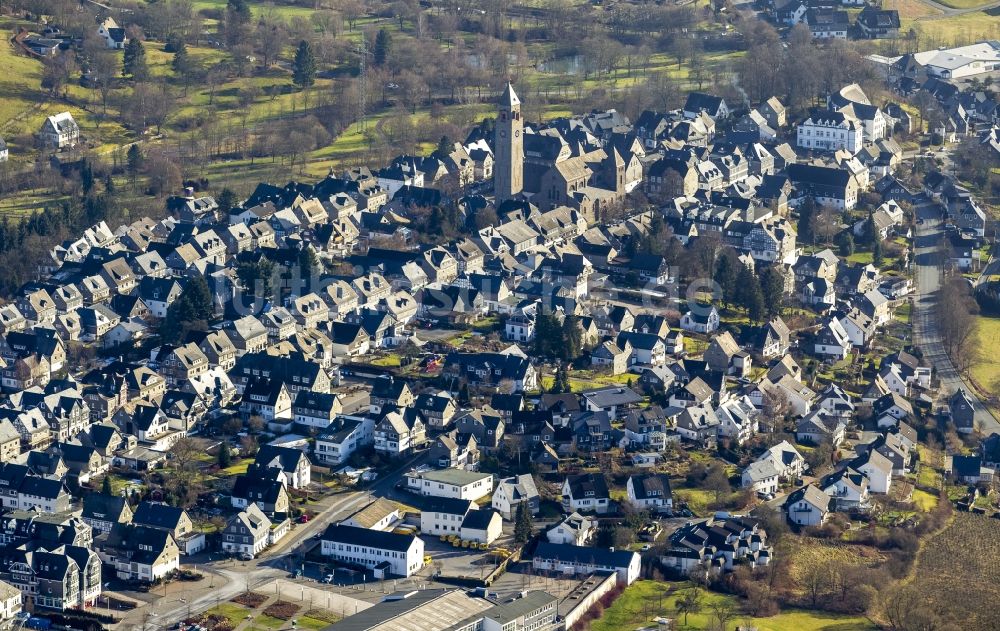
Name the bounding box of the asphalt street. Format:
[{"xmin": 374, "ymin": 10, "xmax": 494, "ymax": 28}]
[{"xmin": 912, "ymin": 199, "xmax": 999, "ymax": 434}]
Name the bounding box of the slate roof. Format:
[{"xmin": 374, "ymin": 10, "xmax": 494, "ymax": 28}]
[{"xmin": 321, "ymin": 524, "xmax": 417, "ymax": 552}]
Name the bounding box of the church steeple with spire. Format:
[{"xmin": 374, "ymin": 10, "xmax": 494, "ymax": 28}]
[{"xmin": 494, "ymin": 82, "xmax": 523, "ymax": 203}]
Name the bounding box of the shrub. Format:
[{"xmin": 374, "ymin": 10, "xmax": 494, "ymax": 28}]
[
  {"xmin": 263, "ymin": 601, "xmax": 299, "ymax": 620},
  {"xmin": 232, "ymin": 592, "xmax": 267, "ymax": 608}
]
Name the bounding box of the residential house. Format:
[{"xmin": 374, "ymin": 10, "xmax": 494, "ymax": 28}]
[
  {"xmin": 492, "ymin": 474, "xmax": 540, "ymax": 520},
  {"xmin": 626, "ymin": 473, "xmax": 673, "ymax": 512},
  {"xmin": 39, "ymin": 112, "xmax": 79, "ymax": 149},
  {"xmin": 374, "ymin": 408, "xmax": 427, "ymax": 457},
  {"xmin": 254, "ymin": 444, "xmax": 311, "ymax": 489},
  {"xmin": 680, "ymin": 305, "xmax": 720, "ymax": 334},
  {"xmin": 784, "ymin": 484, "xmax": 830, "ymax": 527},
  {"xmin": 221, "ymin": 504, "xmax": 278, "ymax": 558},
  {"xmin": 546, "ymin": 512, "xmax": 595, "ymax": 546},
  {"xmin": 561, "ymin": 473, "xmax": 611, "ymax": 514}
]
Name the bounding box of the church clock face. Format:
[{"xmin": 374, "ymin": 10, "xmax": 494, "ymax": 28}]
[{"xmin": 514, "ymin": 130, "xmax": 520, "ymax": 138}]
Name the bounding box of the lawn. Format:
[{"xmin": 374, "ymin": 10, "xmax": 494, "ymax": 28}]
[
  {"xmin": 895, "ymin": 303, "xmax": 911, "ymax": 325},
  {"xmin": 591, "ymin": 581, "xmax": 877, "ymax": 631},
  {"xmin": 221, "ymin": 458, "xmax": 253, "ymax": 476},
  {"xmin": 251, "ymin": 614, "xmax": 287, "ymax": 629},
  {"xmin": 0, "ymin": 190, "xmax": 72, "ymax": 220},
  {"xmin": 970, "ymin": 315, "xmax": 1000, "ymax": 397},
  {"xmin": 371, "ymin": 353, "xmax": 402, "ymax": 367},
  {"xmin": 845, "ymin": 251, "xmax": 876, "ymax": 266},
  {"xmin": 912, "ymin": 489, "xmax": 938, "ymax": 511},
  {"xmin": 916, "ymin": 462, "xmax": 942, "ymax": 490},
  {"xmin": 297, "ymin": 616, "xmax": 338, "ymax": 630},
  {"xmin": 0, "ymin": 21, "xmax": 45, "ymax": 133},
  {"xmin": 673, "ymin": 487, "xmax": 715, "ymax": 516},
  {"xmin": 205, "ymin": 602, "xmax": 250, "ymax": 628}
]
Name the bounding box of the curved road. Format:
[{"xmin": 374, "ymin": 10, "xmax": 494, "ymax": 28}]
[
  {"xmin": 912, "ymin": 199, "xmax": 999, "ymax": 435},
  {"xmin": 902, "ymin": 0, "xmax": 1000, "ymax": 18}
]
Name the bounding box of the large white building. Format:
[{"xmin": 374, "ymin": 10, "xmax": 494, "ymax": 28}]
[
  {"xmin": 797, "ymin": 110, "xmax": 862, "ymax": 153},
  {"xmin": 912, "ymin": 42, "xmax": 1000, "ymax": 79},
  {"xmin": 405, "ymin": 469, "xmax": 494, "ymax": 502},
  {"xmin": 531, "ymin": 542, "xmax": 641, "ymax": 586},
  {"xmin": 320, "ymin": 525, "xmax": 425, "ymax": 578}
]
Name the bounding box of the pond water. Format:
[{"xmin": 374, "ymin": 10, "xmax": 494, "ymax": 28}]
[{"xmin": 537, "ymin": 54, "xmax": 585, "ymax": 75}]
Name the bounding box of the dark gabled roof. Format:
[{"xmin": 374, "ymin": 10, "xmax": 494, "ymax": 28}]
[
  {"xmin": 461, "ymin": 508, "xmax": 500, "ymax": 530},
  {"xmin": 371, "ymin": 374, "xmax": 410, "ymax": 400},
  {"xmin": 616, "ymin": 330, "xmax": 663, "ymax": 351},
  {"xmin": 18, "ymin": 475, "xmax": 66, "ymax": 500},
  {"xmin": 951, "ymin": 454, "xmax": 982, "ymax": 478},
  {"xmin": 132, "ymin": 501, "xmax": 185, "ymax": 530},
  {"xmin": 423, "ymin": 497, "xmax": 475, "ymax": 516},
  {"xmin": 414, "ymin": 391, "xmax": 454, "ymax": 413},
  {"xmin": 647, "ymin": 157, "xmax": 692, "ymax": 179},
  {"xmin": 533, "ymin": 541, "xmax": 637, "ymax": 567},
  {"xmin": 489, "ymin": 393, "xmax": 523, "ymax": 413},
  {"xmin": 82, "ymin": 493, "xmax": 129, "ymax": 520},
  {"xmin": 321, "ymin": 524, "xmax": 417, "ymax": 552},
  {"xmin": 787, "ymin": 163, "xmax": 852, "ymax": 188},
  {"xmin": 784, "ymin": 484, "xmax": 831, "ymax": 511},
  {"xmin": 254, "ymin": 445, "xmax": 307, "ymax": 473},
  {"xmin": 565, "ymin": 473, "xmax": 610, "ymax": 499},
  {"xmin": 857, "ymin": 5, "xmax": 900, "ymax": 29},
  {"xmin": 231, "ymin": 474, "xmax": 285, "ymax": 503},
  {"xmin": 629, "ymin": 473, "xmax": 672, "ymax": 500},
  {"xmin": 329, "ymin": 321, "xmax": 366, "ymax": 345},
  {"xmin": 684, "ymin": 92, "xmax": 726, "ymax": 114},
  {"xmin": 445, "ymin": 351, "xmax": 532, "ymax": 381},
  {"xmin": 138, "ymin": 276, "xmax": 183, "ymax": 302},
  {"xmin": 293, "ymin": 391, "xmax": 340, "ymax": 413}
]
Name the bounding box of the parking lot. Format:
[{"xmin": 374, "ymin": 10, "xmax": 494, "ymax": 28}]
[{"xmin": 422, "ymin": 531, "xmax": 516, "ymax": 582}]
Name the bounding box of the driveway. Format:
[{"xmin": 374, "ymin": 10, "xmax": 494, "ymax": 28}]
[{"xmin": 913, "ymin": 199, "xmax": 999, "ymax": 434}]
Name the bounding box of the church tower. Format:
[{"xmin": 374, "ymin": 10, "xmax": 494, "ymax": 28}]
[{"xmin": 494, "ymin": 82, "xmax": 523, "ymax": 203}]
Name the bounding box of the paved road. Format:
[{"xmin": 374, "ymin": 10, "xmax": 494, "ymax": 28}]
[
  {"xmin": 912, "ymin": 200, "xmax": 999, "ymax": 435},
  {"xmin": 911, "ymin": 0, "xmax": 1000, "ymax": 17}
]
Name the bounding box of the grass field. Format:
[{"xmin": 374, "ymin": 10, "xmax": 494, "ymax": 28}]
[
  {"xmin": 910, "ymin": 10, "xmax": 1000, "ymax": 44},
  {"xmin": 969, "ymin": 315, "xmax": 1000, "ymax": 398},
  {"xmin": 221, "ymin": 458, "xmax": 253, "ymax": 476},
  {"xmin": 673, "ymin": 487, "xmax": 716, "ymax": 516},
  {"xmin": 909, "ymin": 512, "xmax": 1000, "ymax": 628},
  {"xmin": 785, "ymin": 538, "xmax": 887, "ymax": 591},
  {"xmin": 591, "ymin": 580, "xmax": 877, "ymax": 631},
  {"xmin": 885, "ymin": 0, "xmax": 943, "ymax": 20},
  {"xmin": 204, "ymin": 602, "xmax": 250, "ymax": 628}
]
